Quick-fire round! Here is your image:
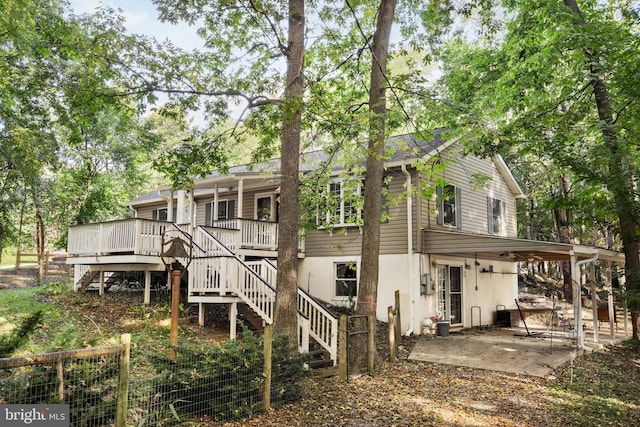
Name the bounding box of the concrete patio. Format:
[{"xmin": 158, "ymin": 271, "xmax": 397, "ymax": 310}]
[{"xmin": 408, "ymin": 323, "xmax": 632, "ymax": 377}]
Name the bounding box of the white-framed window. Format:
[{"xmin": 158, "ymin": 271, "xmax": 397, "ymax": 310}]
[
  {"xmin": 436, "ymin": 184, "xmax": 461, "ymax": 228},
  {"xmin": 488, "ymin": 197, "xmax": 506, "ymax": 235},
  {"xmin": 205, "ymin": 199, "xmax": 235, "ymax": 225},
  {"xmin": 152, "ymin": 207, "xmax": 177, "ymax": 222},
  {"xmin": 335, "ymin": 262, "xmax": 358, "ymax": 298},
  {"xmin": 320, "ymin": 179, "xmax": 364, "ymax": 227}
]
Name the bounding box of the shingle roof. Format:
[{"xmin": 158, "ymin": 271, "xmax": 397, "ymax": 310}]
[{"xmin": 129, "ymin": 132, "xmax": 450, "ymax": 206}]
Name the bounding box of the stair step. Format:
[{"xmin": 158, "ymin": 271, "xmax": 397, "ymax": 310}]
[
  {"xmin": 308, "ymin": 358, "xmax": 334, "ymax": 370},
  {"xmin": 312, "ymin": 366, "xmax": 338, "ymax": 378}
]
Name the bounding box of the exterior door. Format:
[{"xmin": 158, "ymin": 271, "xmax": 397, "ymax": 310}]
[
  {"xmin": 256, "ymin": 195, "xmax": 273, "ymax": 221},
  {"xmin": 437, "ymin": 265, "xmax": 463, "ymax": 326}
]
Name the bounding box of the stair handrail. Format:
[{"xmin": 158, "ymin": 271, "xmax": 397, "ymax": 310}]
[
  {"xmin": 191, "ymin": 226, "xmax": 276, "ymax": 323},
  {"xmin": 297, "ymin": 286, "xmax": 338, "ymax": 364},
  {"xmin": 193, "ymin": 225, "xmax": 337, "ymax": 364}
]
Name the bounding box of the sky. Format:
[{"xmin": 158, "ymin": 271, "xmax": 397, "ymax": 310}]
[{"xmin": 68, "ymin": 0, "xmax": 203, "ymax": 50}]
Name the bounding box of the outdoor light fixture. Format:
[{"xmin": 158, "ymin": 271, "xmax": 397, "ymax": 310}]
[{"xmin": 161, "ymin": 237, "xmax": 190, "ymax": 272}]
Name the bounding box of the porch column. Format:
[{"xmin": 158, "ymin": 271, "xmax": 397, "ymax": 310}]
[
  {"xmin": 237, "ymin": 179, "xmax": 244, "ymax": 219},
  {"xmin": 229, "ymin": 302, "xmax": 238, "ymax": 340},
  {"xmin": 572, "ymin": 250, "xmax": 599, "ymax": 350},
  {"xmin": 144, "ymin": 270, "xmax": 151, "ymax": 305},
  {"xmin": 214, "ymin": 184, "xmax": 219, "ymax": 221},
  {"xmin": 189, "ymin": 189, "xmax": 195, "ymax": 233},
  {"xmin": 99, "ymin": 271, "xmax": 105, "ymax": 296},
  {"xmin": 199, "ymin": 303, "xmax": 205, "ymax": 326},
  {"xmin": 168, "ymin": 189, "xmax": 174, "ymax": 222}
]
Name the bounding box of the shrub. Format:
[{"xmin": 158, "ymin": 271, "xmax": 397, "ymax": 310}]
[{"xmin": 141, "ymin": 330, "xmax": 309, "ymax": 423}]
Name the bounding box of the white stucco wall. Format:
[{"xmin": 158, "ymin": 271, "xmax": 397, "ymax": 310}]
[{"xmin": 299, "ymin": 254, "xmax": 519, "ymax": 336}]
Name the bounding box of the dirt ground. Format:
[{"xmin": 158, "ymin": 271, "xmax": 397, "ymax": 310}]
[{"xmin": 2, "ymin": 270, "xmax": 640, "ymax": 426}]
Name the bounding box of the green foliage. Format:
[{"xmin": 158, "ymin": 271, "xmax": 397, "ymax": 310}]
[
  {"xmin": 0, "ymin": 310, "xmax": 43, "ymax": 357},
  {"xmin": 144, "ymin": 330, "xmax": 308, "ymax": 422},
  {"xmin": 35, "ymin": 281, "xmax": 72, "ymax": 296},
  {"xmin": 0, "ymin": 357, "xmax": 119, "ymax": 426}
]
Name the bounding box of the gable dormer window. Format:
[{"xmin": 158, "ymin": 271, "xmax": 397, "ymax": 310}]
[
  {"xmin": 436, "ymin": 185, "xmax": 461, "ymax": 228},
  {"xmin": 488, "ymin": 197, "xmax": 506, "ymax": 235}
]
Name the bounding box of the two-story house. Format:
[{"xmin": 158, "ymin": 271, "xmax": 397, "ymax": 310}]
[{"xmin": 66, "ymin": 132, "xmax": 624, "ymax": 357}]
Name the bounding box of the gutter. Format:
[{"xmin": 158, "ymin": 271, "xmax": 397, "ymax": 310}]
[
  {"xmin": 571, "ymin": 249, "xmax": 599, "ymax": 352},
  {"xmin": 401, "ymin": 163, "xmax": 415, "ymax": 336}
]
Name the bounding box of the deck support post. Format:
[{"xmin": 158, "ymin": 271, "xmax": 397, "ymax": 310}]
[
  {"xmin": 199, "ymin": 303, "xmax": 205, "ymax": 326},
  {"xmin": 99, "ymin": 271, "xmax": 105, "ymax": 296},
  {"xmin": 229, "ymin": 302, "xmax": 238, "ymax": 340},
  {"xmin": 144, "ymin": 270, "xmax": 151, "ymax": 305}
]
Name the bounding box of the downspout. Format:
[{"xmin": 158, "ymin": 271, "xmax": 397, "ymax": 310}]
[
  {"xmin": 571, "ymin": 249, "xmax": 598, "ymax": 352},
  {"xmin": 158, "ymin": 189, "xmax": 174, "ymax": 222},
  {"xmin": 401, "ymin": 163, "xmax": 414, "ymax": 336}
]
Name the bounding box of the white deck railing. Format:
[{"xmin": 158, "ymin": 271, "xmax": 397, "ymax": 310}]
[
  {"xmin": 67, "ymin": 219, "xmax": 171, "ymax": 256},
  {"xmin": 209, "ymin": 219, "xmax": 305, "ymax": 252},
  {"xmin": 192, "ymin": 226, "xmax": 336, "ymax": 364},
  {"xmin": 210, "ymin": 219, "xmax": 278, "ymax": 250},
  {"xmin": 68, "ymin": 219, "xmax": 331, "ymax": 363}
]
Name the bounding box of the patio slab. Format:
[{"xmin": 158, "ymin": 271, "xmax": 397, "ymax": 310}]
[{"xmin": 409, "ymin": 327, "xmax": 580, "ymax": 377}]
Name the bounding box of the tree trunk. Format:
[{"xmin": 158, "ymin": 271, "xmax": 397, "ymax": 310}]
[
  {"xmin": 563, "ymin": 0, "xmax": 640, "ymax": 338},
  {"xmin": 273, "ymin": 0, "xmax": 305, "ymax": 346},
  {"xmin": 355, "ymin": 0, "xmax": 397, "ymax": 367}
]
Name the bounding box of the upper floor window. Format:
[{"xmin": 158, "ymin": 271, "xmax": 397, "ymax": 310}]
[
  {"xmin": 322, "ymin": 180, "xmax": 364, "ymax": 227},
  {"xmin": 436, "ymin": 185, "xmax": 461, "ymax": 228},
  {"xmin": 153, "ymin": 207, "xmax": 177, "ymax": 222},
  {"xmin": 205, "ymin": 199, "xmax": 235, "ymax": 225},
  {"xmin": 488, "ymin": 197, "xmax": 506, "ymax": 235}
]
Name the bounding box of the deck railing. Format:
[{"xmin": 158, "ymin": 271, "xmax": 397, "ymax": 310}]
[
  {"xmin": 67, "ymin": 219, "xmax": 171, "ymax": 256},
  {"xmin": 211, "ymin": 219, "xmax": 278, "ymax": 250},
  {"xmin": 192, "ymin": 227, "xmax": 336, "ymax": 363}
]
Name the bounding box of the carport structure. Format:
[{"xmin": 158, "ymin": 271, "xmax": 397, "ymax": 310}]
[{"xmin": 423, "ymin": 230, "xmax": 628, "ymax": 349}]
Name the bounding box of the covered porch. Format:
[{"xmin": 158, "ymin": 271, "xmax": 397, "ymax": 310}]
[{"xmin": 422, "ymin": 229, "xmax": 628, "ymax": 349}]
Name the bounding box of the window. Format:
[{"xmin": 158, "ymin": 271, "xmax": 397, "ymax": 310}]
[
  {"xmin": 205, "ymin": 200, "xmax": 235, "ymax": 225},
  {"xmin": 488, "ymin": 197, "xmax": 506, "ymax": 235},
  {"xmin": 321, "ymin": 180, "xmax": 364, "ymax": 226},
  {"xmin": 436, "ymin": 185, "xmax": 461, "ymax": 228},
  {"xmin": 335, "ymin": 262, "xmax": 358, "ymax": 297},
  {"xmin": 152, "ymin": 207, "xmax": 177, "ymax": 221}
]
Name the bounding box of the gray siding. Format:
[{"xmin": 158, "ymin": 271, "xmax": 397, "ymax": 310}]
[
  {"xmin": 304, "ymin": 169, "xmax": 415, "ymax": 257},
  {"xmin": 418, "ymin": 146, "xmax": 518, "ymax": 237}
]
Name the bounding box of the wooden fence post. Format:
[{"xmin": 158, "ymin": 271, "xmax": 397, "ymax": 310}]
[
  {"xmin": 338, "ymin": 314, "xmax": 347, "ymax": 381},
  {"xmin": 367, "ymin": 313, "xmax": 375, "ymax": 375},
  {"xmin": 388, "ymin": 306, "xmax": 396, "ymax": 363},
  {"xmin": 116, "ymin": 333, "xmax": 131, "ymax": 427},
  {"xmin": 263, "ymin": 324, "xmax": 273, "ymax": 412},
  {"xmin": 394, "ymin": 290, "xmax": 401, "ymax": 344}
]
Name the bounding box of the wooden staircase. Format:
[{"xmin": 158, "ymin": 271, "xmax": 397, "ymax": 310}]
[{"xmin": 186, "ymin": 226, "xmax": 339, "ymax": 366}]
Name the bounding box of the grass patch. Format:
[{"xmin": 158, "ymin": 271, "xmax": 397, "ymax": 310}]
[{"xmin": 0, "ymin": 286, "xmax": 103, "ymax": 356}]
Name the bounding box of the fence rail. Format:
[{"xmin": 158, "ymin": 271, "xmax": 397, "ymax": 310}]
[
  {"xmin": 13, "ymin": 252, "xmax": 70, "ymax": 275},
  {"xmin": 0, "ymin": 335, "xmax": 130, "ymax": 427},
  {"xmin": 0, "ymin": 330, "xmax": 306, "ymax": 426}
]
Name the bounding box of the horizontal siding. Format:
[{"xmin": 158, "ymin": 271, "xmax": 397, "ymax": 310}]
[
  {"xmin": 135, "ymin": 204, "xmax": 161, "ymax": 220},
  {"xmin": 304, "ymin": 169, "xmax": 413, "ymax": 257},
  {"xmin": 419, "ymin": 146, "xmax": 518, "ymax": 238}
]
